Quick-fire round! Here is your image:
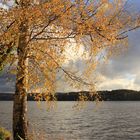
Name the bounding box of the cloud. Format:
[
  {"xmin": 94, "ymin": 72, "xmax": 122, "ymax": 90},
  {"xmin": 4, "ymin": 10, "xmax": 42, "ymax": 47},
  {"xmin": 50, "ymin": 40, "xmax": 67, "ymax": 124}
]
[
  {"xmin": 0, "ymin": 3, "xmax": 9, "ymax": 10},
  {"xmin": 0, "ymin": 73, "xmax": 15, "ymax": 93},
  {"xmin": 134, "ymin": 72, "xmax": 140, "ymax": 87},
  {"xmin": 0, "ymin": 1, "xmax": 140, "ymax": 92},
  {"xmin": 97, "ymin": 74, "xmax": 135, "ymax": 90},
  {"xmin": 96, "ymin": 29, "xmax": 140, "ymax": 90},
  {"xmin": 0, "ymin": 30, "xmax": 140, "ymax": 92}
]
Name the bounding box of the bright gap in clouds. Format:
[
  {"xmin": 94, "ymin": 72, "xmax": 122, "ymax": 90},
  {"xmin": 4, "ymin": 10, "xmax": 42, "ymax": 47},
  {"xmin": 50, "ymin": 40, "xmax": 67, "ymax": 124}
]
[
  {"xmin": 0, "ymin": 2, "xmax": 8, "ymax": 10},
  {"xmin": 63, "ymin": 39, "xmax": 89, "ymax": 65}
]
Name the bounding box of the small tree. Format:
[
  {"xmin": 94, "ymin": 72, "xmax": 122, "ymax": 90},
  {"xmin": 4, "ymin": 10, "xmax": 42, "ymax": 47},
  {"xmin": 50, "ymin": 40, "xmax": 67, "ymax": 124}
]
[{"xmin": 0, "ymin": 0, "xmax": 139, "ymax": 139}]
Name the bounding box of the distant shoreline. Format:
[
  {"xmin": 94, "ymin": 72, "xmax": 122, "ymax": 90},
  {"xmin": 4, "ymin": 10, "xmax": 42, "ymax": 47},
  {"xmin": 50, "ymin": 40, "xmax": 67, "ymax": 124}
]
[{"xmin": 0, "ymin": 89, "xmax": 140, "ymax": 101}]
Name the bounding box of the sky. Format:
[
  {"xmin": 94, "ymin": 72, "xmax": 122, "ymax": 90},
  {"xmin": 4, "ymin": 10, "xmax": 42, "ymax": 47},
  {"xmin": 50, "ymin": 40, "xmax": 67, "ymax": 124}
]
[
  {"xmin": 97, "ymin": 29, "xmax": 140, "ymax": 91},
  {"xmin": 0, "ymin": 0, "xmax": 140, "ymax": 92}
]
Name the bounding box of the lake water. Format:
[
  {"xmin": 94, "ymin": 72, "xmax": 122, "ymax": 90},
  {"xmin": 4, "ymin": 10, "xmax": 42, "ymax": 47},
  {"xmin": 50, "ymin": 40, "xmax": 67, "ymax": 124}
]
[{"xmin": 0, "ymin": 101, "xmax": 140, "ymax": 140}]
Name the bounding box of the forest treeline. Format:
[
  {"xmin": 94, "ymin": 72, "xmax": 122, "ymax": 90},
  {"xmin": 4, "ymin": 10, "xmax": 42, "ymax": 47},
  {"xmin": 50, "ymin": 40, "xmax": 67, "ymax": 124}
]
[{"xmin": 1, "ymin": 89, "xmax": 140, "ymax": 101}]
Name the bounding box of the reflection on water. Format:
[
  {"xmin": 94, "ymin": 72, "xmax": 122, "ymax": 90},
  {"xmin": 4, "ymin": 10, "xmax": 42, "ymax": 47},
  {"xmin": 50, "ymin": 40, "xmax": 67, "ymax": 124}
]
[{"xmin": 0, "ymin": 101, "xmax": 140, "ymax": 140}]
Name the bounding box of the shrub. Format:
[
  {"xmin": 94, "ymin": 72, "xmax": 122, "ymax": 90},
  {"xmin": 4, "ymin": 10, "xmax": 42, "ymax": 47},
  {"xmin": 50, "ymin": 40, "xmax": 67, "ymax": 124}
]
[{"xmin": 0, "ymin": 127, "xmax": 11, "ymax": 140}]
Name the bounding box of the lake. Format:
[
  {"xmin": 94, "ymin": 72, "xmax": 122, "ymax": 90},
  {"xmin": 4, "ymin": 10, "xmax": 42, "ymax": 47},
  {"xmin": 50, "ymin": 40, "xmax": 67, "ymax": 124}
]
[{"xmin": 0, "ymin": 101, "xmax": 140, "ymax": 140}]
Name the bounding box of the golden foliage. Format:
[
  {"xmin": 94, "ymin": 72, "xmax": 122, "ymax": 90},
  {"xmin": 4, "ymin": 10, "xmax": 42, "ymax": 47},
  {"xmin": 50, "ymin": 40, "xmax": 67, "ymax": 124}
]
[{"xmin": 0, "ymin": 0, "xmax": 139, "ymax": 101}]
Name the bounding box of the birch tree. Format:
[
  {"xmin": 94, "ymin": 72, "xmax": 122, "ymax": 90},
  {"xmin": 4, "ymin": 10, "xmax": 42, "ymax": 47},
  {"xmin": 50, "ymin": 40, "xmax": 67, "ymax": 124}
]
[{"xmin": 0, "ymin": 0, "xmax": 139, "ymax": 139}]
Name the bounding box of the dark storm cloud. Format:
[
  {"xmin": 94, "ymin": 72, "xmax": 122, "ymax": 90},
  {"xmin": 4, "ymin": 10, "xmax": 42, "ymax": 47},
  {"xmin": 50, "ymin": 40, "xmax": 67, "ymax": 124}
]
[{"xmin": 0, "ymin": 72, "xmax": 15, "ymax": 93}]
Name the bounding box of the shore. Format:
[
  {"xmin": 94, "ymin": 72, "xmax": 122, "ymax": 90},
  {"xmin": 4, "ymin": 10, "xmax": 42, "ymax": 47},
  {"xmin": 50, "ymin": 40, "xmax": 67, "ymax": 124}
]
[{"xmin": 0, "ymin": 89, "xmax": 140, "ymax": 101}]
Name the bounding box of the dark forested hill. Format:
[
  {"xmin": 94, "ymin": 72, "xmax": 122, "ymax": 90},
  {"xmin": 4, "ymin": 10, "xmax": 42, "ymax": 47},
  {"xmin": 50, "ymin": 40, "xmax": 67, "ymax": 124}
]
[{"xmin": 0, "ymin": 89, "xmax": 140, "ymax": 101}]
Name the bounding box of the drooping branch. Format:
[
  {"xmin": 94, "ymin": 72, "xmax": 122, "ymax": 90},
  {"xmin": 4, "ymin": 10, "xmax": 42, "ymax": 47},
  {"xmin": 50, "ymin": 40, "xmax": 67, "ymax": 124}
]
[{"xmin": 35, "ymin": 48, "xmax": 94, "ymax": 86}]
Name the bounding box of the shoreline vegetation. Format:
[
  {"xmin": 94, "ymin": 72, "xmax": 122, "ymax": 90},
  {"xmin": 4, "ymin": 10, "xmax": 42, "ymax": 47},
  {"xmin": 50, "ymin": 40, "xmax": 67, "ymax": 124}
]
[
  {"xmin": 0, "ymin": 127, "xmax": 11, "ymax": 140},
  {"xmin": 0, "ymin": 89, "xmax": 140, "ymax": 101}
]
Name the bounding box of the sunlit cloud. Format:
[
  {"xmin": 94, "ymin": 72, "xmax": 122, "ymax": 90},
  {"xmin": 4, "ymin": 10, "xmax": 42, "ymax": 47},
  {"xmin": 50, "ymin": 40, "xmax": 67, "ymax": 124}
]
[
  {"xmin": 0, "ymin": 3, "xmax": 8, "ymax": 10},
  {"xmin": 63, "ymin": 39, "xmax": 89, "ymax": 65}
]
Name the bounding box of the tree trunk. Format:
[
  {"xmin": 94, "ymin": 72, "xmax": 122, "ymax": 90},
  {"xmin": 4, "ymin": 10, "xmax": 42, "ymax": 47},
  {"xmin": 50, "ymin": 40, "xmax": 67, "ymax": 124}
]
[{"xmin": 13, "ymin": 21, "xmax": 28, "ymax": 140}]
